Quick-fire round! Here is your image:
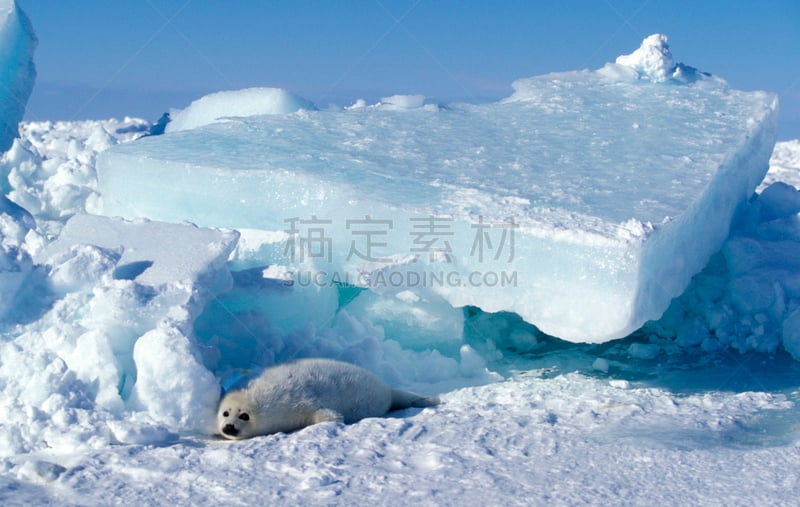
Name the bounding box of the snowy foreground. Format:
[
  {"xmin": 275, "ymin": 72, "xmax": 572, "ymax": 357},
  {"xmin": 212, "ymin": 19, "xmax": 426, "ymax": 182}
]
[
  {"xmin": 0, "ymin": 124, "xmax": 799, "ymax": 506},
  {"xmin": 5, "ymin": 369, "xmax": 800, "ymax": 506}
]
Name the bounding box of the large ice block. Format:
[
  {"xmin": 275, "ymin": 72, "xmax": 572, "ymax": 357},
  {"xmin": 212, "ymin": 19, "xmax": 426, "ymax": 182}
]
[
  {"xmin": 97, "ymin": 35, "xmax": 777, "ymax": 342},
  {"xmin": 0, "ymin": 0, "xmax": 36, "ymax": 152}
]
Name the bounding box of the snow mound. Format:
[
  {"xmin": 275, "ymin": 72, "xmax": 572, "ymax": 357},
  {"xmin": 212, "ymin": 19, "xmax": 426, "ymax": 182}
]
[
  {"xmin": 98, "ymin": 37, "xmax": 778, "ymax": 343},
  {"xmin": 0, "ymin": 0, "xmax": 36, "ymax": 153},
  {"xmin": 166, "ymin": 87, "xmax": 316, "ymax": 133},
  {"xmin": 615, "ymin": 33, "xmax": 675, "ymax": 82}
]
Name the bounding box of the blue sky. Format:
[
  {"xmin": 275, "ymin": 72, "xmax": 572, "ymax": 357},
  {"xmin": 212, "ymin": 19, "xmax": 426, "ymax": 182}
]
[{"xmin": 18, "ymin": 0, "xmax": 800, "ymax": 139}]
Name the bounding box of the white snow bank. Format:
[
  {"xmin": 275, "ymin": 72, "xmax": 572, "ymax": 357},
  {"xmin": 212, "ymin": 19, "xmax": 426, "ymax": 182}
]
[
  {"xmin": 0, "ymin": 119, "xmax": 149, "ymax": 233},
  {"xmin": 0, "ymin": 214, "xmax": 238, "ymax": 457},
  {"xmin": 0, "ymin": 0, "xmax": 36, "ymax": 152},
  {"xmin": 165, "ymin": 87, "xmax": 316, "ymax": 133},
  {"xmin": 98, "ymin": 35, "xmax": 778, "ymax": 342}
]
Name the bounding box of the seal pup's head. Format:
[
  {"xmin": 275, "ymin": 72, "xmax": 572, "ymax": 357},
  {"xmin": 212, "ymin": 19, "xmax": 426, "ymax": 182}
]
[{"xmin": 217, "ymin": 391, "xmax": 255, "ymax": 440}]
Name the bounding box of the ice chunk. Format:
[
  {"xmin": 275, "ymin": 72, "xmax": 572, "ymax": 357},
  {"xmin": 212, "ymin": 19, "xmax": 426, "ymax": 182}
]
[
  {"xmin": 97, "ymin": 35, "xmax": 778, "ymax": 342},
  {"xmin": 344, "ymin": 288, "xmax": 463, "ymax": 355},
  {"xmin": 0, "ymin": 193, "xmax": 40, "ymax": 322},
  {"xmin": 0, "ymin": 0, "xmax": 36, "ymax": 153},
  {"xmin": 36, "ymin": 214, "xmax": 239, "ymax": 289},
  {"xmin": 614, "ymin": 33, "xmax": 675, "ymax": 83},
  {"xmin": 166, "ymin": 87, "xmax": 315, "ymax": 133}
]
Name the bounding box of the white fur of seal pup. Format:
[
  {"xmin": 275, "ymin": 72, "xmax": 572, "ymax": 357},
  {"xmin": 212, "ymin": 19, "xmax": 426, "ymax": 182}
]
[{"xmin": 217, "ymin": 358, "xmax": 440, "ymax": 440}]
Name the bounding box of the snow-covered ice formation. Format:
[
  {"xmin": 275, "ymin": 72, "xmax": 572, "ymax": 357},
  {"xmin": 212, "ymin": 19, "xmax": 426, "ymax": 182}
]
[
  {"xmin": 98, "ymin": 34, "xmax": 777, "ymax": 342},
  {"xmin": 640, "ymin": 140, "xmax": 800, "ymax": 360},
  {"xmin": 1, "ymin": 118, "xmax": 149, "ymax": 232},
  {"xmin": 0, "ymin": 211, "xmax": 237, "ymax": 456},
  {"xmin": 0, "ymin": 0, "xmax": 36, "ymax": 153}
]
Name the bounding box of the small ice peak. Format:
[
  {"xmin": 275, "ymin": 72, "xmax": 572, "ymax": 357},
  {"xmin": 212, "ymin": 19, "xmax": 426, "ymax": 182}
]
[
  {"xmin": 615, "ymin": 34, "xmax": 675, "ymax": 83},
  {"xmin": 346, "ymin": 98, "xmax": 368, "ymax": 110},
  {"xmin": 616, "ymin": 218, "xmax": 654, "ymax": 241}
]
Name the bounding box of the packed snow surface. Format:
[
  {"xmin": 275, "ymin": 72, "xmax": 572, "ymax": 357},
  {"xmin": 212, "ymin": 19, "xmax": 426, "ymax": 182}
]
[
  {"xmin": 1, "ymin": 30, "xmax": 800, "ymax": 505},
  {"xmin": 0, "ymin": 0, "xmax": 36, "ymax": 152},
  {"xmin": 98, "ymin": 35, "xmax": 777, "ymax": 342}
]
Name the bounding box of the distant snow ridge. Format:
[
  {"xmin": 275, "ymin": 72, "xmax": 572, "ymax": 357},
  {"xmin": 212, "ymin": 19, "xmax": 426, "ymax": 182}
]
[
  {"xmin": 0, "ymin": 0, "xmax": 37, "ymax": 152},
  {"xmin": 166, "ymin": 87, "xmax": 316, "ymax": 133}
]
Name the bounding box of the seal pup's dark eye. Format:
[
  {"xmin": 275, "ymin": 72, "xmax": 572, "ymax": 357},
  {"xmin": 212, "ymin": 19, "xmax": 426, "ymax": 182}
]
[
  {"xmin": 239, "ymin": 413, "xmax": 250, "ymax": 421},
  {"xmin": 222, "ymin": 411, "xmax": 229, "ymax": 417}
]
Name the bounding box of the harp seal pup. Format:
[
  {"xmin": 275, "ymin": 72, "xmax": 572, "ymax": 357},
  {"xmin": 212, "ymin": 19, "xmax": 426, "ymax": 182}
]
[{"xmin": 217, "ymin": 358, "xmax": 440, "ymax": 440}]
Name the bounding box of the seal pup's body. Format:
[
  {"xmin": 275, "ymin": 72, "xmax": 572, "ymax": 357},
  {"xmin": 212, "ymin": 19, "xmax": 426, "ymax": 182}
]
[{"xmin": 217, "ymin": 358, "xmax": 439, "ymax": 439}]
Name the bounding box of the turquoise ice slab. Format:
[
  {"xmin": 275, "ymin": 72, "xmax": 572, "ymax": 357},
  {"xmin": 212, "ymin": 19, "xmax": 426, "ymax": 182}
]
[{"xmin": 97, "ymin": 70, "xmax": 777, "ymax": 342}]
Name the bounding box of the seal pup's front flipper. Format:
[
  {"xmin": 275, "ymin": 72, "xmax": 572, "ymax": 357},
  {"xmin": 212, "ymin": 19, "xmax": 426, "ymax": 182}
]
[
  {"xmin": 390, "ymin": 389, "xmax": 440, "ymax": 410},
  {"xmin": 313, "ymin": 408, "xmax": 344, "ymax": 424}
]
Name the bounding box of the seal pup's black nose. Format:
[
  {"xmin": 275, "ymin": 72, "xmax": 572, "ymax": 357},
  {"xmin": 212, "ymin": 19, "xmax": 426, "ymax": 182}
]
[{"xmin": 222, "ymin": 424, "xmax": 238, "ymax": 436}]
